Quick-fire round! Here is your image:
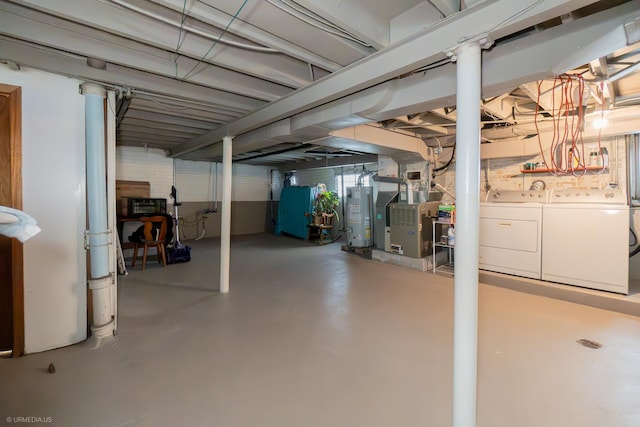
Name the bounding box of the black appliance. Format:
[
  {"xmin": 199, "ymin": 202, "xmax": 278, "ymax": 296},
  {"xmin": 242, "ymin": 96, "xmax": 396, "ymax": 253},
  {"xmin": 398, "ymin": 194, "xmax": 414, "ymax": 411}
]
[{"xmin": 127, "ymin": 198, "xmax": 167, "ymax": 217}]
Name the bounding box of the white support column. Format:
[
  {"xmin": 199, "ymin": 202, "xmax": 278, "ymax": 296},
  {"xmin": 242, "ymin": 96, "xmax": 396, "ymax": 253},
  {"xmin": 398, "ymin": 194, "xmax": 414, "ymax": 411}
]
[
  {"xmin": 448, "ymin": 37, "xmax": 490, "ymax": 427},
  {"xmin": 82, "ymin": 82, "xmax": 114, "ymax": 338},
  {"xmin": 219, "ymin": 135, "xmax": 233, "ymax": 293}
]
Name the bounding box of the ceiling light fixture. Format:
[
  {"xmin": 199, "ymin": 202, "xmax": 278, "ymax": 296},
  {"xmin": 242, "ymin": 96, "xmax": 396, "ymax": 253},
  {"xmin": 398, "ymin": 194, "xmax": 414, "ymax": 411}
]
[{"xmin": 592, "ymin": 117, "xmax": 608, "ymax": 129}]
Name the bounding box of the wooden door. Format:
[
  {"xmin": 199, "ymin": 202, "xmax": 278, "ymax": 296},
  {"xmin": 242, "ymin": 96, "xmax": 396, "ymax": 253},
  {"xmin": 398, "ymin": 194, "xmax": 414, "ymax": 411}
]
[{"xmin": 0, "ymin": 83, "xmax": 24, "ymax": 357}]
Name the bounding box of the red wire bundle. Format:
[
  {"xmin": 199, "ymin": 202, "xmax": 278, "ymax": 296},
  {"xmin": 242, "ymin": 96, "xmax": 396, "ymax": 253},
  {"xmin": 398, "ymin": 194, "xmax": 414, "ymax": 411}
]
[{"xmin": 534, "ymin": 74, "xmax": 605, "ymax": 176}]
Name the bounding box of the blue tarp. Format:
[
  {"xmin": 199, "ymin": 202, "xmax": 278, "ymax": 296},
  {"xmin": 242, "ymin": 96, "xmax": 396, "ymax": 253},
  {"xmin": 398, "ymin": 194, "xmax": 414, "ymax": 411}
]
[{"xmin": 274, "ymin": 186, "xmax": 316, "ymax": 239}]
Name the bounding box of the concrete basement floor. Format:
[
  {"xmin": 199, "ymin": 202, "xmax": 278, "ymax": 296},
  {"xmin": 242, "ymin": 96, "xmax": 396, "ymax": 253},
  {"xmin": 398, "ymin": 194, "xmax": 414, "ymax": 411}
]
[{"xmin": 1, "ymin": 233, "xmax": 640, "ymax": 427}]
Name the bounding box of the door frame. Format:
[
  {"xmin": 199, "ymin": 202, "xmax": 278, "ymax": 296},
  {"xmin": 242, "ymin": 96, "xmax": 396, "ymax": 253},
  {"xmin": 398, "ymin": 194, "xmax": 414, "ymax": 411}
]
[{"xmin": 0, "ymin": 83, "xmax": 24, "ymax": 357}]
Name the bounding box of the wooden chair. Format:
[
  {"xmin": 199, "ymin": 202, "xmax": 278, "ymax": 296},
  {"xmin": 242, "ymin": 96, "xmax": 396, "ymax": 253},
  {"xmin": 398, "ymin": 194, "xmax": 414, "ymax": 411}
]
[{"xmin": 131, "ymin": 216, "xmax": 168, "ymax": 270}]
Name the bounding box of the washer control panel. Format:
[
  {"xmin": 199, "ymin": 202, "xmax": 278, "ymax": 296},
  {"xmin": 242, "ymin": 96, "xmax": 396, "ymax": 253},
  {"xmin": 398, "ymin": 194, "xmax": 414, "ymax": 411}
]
[{"xmin": 548, "ymin": 189, "xmax": 626, "ymax": 204}]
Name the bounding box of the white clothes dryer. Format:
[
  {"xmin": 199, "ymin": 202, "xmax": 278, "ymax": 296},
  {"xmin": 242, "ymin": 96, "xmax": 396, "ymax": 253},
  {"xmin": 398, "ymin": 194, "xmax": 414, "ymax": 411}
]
[{"xmin": 479, "ymin": 190, "xmax": 547, "ymax": 279}]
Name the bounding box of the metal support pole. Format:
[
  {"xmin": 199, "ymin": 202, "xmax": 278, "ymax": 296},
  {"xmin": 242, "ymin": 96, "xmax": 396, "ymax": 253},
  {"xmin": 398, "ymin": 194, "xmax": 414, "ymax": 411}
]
[
  {"xmin": 82, "ymin": 82, "xmax": 114, "ymax": 338},
  {"xmin": 220, "ymin": 135, "xmax": 233, "ymax": 293},
  {"xmin": 450, "ymin": 39, "xmax": 485, "ymax": 427}
]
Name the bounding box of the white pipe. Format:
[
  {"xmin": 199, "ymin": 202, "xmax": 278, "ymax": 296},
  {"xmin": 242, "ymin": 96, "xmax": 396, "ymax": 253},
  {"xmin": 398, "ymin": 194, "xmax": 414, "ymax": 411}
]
[
  {"xmin": 83, "ymin": 83, "xmax": 114, "ymax": 338},
  {"xmin": 406, "ymin": 179, "xmax": 414, "ymax": 204},
  {"xmin": 212, "ymin": 162, "xmax": 219, "ymax": 210},
  {"xmin": 220, "ymin": 135, "xmax": 233, "ymax": 293},
  {"xmin": 109, "ymin": 0, "xmax": 277, "ymax": 53},
  {"xmin": 452, "ymin": 41, "xmax": 482, "ymax": 427},
  {"xmin": 106, "ymin": 89, "xmax": 118, "ymax": 334}
]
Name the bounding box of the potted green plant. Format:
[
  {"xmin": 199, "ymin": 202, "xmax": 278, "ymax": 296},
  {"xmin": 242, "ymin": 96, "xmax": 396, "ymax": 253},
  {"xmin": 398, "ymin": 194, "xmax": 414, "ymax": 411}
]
[{"xmin": 312, "ymin": 190, "xmax": 339, "ymax": 226}]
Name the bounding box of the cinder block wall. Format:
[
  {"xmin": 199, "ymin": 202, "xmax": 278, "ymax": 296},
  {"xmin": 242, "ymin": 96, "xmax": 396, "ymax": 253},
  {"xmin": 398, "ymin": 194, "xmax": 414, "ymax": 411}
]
[
  {"xmin": 433, "ymin": 136, "xmax": 626, "ymax": 199},
  {"xmin": 116, "ymin": 147, "xmax": 280, "ymax": 241}
]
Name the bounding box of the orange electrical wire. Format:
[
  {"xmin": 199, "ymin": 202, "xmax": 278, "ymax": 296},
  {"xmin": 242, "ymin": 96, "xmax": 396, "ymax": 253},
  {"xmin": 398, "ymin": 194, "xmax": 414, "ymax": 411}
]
[{"xmin": 535, "ymin": 73, "xmax": 591, "ymax": 176}]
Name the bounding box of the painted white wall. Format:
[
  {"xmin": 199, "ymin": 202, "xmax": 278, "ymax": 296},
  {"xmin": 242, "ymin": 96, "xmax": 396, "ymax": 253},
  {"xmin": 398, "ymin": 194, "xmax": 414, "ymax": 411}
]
[
  {"xmin": 174, "ymin": 159, "xmax": 214, "ymax": 202},
  {"xmin": 116, "ymin": 146, "xmax": 174, "ymax": 199},
  {"xmin": 294, "ymin": 168, "xmax": 336, "ymax": 191},
  {"xmin": 117, "ymin": 147, "xmax": 272, "ymax": 203},
  {"xmin": 230, "ymin": 164, "xmax": 271, "ymax": 202},
  {"xmin": 0, "ymin": 66, "xmax": 87, "ymax": 353}
]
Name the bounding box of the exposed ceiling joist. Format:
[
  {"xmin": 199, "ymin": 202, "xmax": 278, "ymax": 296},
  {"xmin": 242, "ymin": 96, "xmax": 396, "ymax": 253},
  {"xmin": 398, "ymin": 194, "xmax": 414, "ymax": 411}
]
[
  {"xmin": 0, "ymin": 37, "xmax": 263, "ymax": 112},
  {"xmin": 124, "ymin": 110, "xmax": 218, "ymax": 129},
  {"xmin": 172, "ymin": 0, "xmax": 603, "ymax": 158},
  {"xmin": 3, "ymin": 0, "xmax": 639, "ymax": 167},
  {"xmin": 16, "ymin": 0, "xmax": 319, "ymax": 88},
  {"xmin": 482, "ymin": 94, "xmax": 517, "ymax": 122},
  {"xmin": 0, "ymin": 1, "xmax": 294, "ymax": 101},
  {"xmin": 148, "ymin": 0, "xmax": 346, "ymax": 72}
]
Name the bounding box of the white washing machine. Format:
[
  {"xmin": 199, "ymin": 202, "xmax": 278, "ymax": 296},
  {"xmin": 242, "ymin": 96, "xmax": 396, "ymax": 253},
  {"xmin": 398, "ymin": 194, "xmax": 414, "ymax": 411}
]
[
  {"xmin": 542, "ymin": 189, "xmax": 629, "ymax": 294},
  {"xmin": 629, "ymin": 207, "xmax": 640, "ymax": 280},
  {"xmin": 479, "ymin": 190, "xmax": 547, "ymax": 279}
]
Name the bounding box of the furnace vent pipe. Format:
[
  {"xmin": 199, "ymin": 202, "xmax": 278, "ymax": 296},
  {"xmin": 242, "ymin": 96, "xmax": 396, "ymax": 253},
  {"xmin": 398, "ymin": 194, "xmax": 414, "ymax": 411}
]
[
  {"xmin": 357, "ymin": 169, "xmax": 375, "ymax": 186},
  {"xmin": 372, "ymin": 175, "xmax": 413, "ymax": 204}
]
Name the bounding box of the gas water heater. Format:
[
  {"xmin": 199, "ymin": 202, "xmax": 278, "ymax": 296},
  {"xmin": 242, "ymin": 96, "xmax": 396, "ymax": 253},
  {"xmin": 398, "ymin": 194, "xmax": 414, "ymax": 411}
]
[{"xmin": 346, "ymin": 186, "xmax": 373, "ymax": 247}]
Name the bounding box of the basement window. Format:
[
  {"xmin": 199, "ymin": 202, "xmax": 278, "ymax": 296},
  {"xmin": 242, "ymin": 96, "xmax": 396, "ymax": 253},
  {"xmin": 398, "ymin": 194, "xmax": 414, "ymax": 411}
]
[{"xmin": 335, "ymin": 174, "xmax": 370, "ymax": 198}]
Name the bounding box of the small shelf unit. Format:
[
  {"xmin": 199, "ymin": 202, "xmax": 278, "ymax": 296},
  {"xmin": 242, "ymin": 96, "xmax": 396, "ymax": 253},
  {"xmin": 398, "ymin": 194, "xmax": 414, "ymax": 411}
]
[
  {"xmin": 521, "ymin": 166, "xmax": 608, "ymax": 174},
  {"xmin": 432, "ymin": 218, "xmax": 455, "ymax": 275}
]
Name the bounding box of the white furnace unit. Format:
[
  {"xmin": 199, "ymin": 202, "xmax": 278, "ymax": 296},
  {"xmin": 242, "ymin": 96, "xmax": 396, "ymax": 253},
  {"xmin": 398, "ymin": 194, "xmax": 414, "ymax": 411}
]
[{"xmin": 389, "ymin": 203, "xmax": 432, "ymax": 258}]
